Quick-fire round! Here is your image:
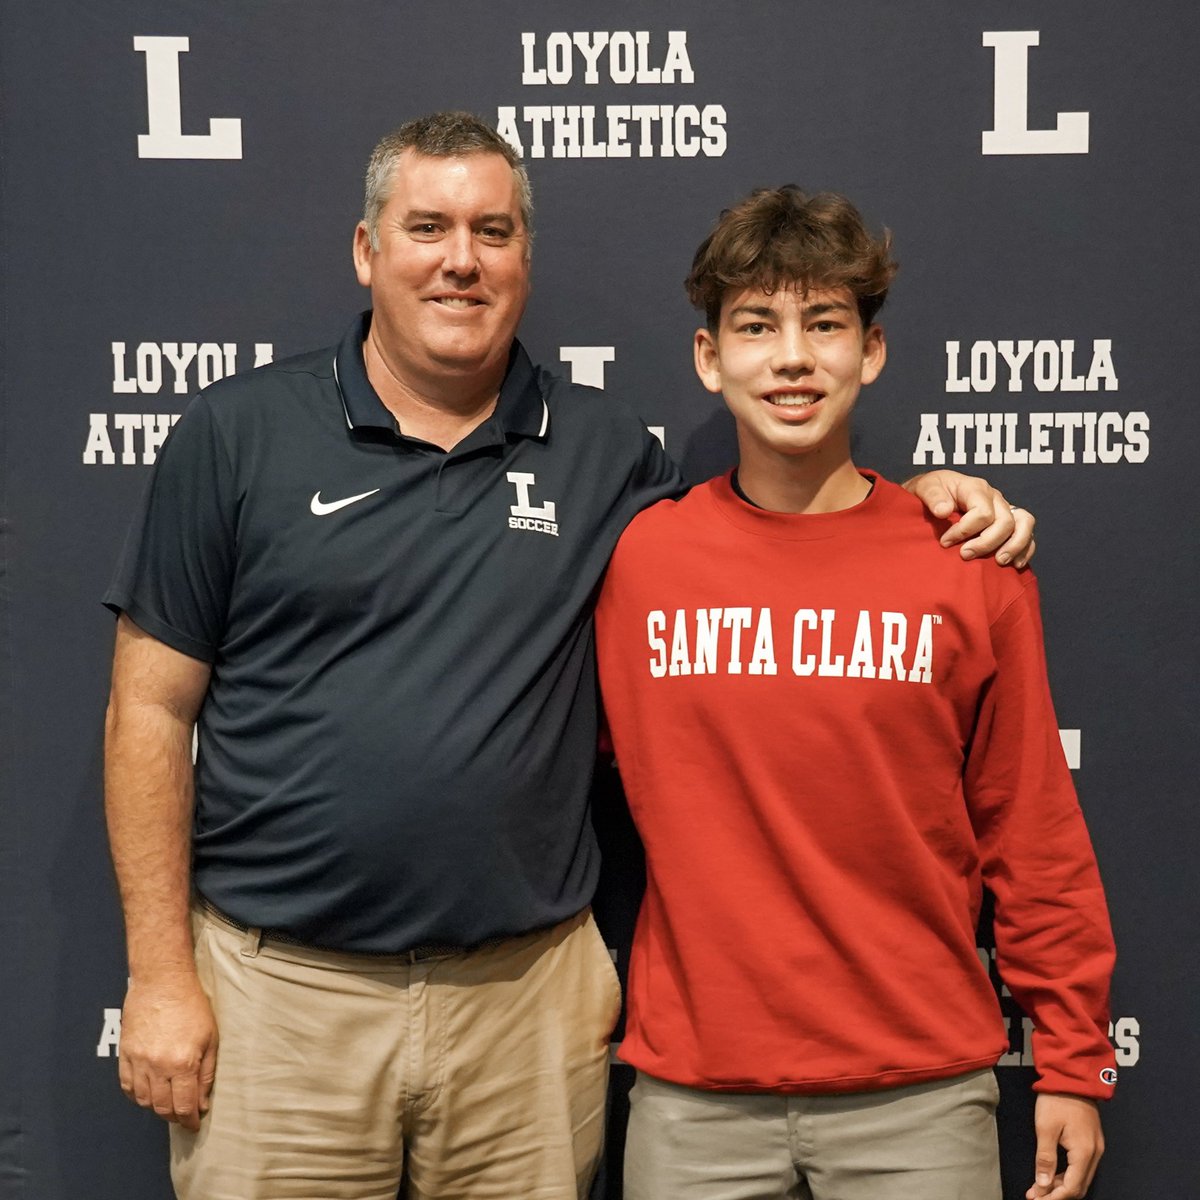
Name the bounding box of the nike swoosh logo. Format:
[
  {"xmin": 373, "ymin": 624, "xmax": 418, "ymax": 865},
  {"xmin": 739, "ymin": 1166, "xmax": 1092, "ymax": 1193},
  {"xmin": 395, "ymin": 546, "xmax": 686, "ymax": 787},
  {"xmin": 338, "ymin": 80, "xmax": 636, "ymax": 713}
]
[{"xmin": 310, "ymin": 489, "xmax": 381, "ymax": 516}]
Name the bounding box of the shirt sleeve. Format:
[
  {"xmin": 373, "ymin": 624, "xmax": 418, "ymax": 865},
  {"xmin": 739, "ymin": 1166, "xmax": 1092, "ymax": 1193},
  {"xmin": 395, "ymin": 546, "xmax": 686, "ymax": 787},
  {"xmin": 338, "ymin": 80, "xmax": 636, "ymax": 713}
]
[
  {"xmin": 965, "ymin": 571, "xmax": 1117, "ymax": 1100},
  {"xmin": 102, "ymin": 393, "xmax": 237, "ymax": 663},
  {"xmin": 620, "ymin": 425, "xmax": 687, "ymax": 518}
]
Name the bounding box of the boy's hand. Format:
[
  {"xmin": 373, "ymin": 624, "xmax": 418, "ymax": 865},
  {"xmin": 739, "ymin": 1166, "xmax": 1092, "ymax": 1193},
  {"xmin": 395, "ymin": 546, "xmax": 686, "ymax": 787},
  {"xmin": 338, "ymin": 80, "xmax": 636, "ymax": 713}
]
[
  {"xmin": 1025, "ymin": 1093, "xmax": 1104, "ymax": 1199},
  {"xmin": 904, "ymin": 470, "xmax": 1036, "ymax": 567}
]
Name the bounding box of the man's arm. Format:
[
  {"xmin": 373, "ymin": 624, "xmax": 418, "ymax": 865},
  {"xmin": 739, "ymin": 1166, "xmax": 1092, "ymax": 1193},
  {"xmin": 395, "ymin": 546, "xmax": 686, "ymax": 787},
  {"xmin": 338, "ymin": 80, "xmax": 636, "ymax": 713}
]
[
  {"xmin": 904, "ymin": 469, "xmax": 1036, "ymax": 567},
  {"xmin": 105, "ymin": 614, "xmax": 215, "ymax": 1131}
]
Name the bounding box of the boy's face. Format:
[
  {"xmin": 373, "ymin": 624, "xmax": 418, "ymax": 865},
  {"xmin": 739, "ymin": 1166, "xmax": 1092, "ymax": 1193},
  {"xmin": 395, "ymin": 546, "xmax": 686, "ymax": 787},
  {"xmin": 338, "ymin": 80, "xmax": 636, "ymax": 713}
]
[{"xmin": 694, "ymin": 284, "xmax": 885, "ymax": 463}]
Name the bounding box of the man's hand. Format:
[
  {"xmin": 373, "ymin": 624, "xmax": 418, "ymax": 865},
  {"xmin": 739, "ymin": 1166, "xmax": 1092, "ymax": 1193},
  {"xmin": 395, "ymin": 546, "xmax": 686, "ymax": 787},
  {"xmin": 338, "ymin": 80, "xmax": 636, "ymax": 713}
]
[
  {"xmin": 1025, "ymin": 1093, "xmax": 1104, "ymax": 1200},
  {"xmin": 118, "ymin": 972, "xmax": 218, "ymax": 1131},
  {"xmin": 903, "ymin": 470, "xmax": 1036, "ymax": 567}
]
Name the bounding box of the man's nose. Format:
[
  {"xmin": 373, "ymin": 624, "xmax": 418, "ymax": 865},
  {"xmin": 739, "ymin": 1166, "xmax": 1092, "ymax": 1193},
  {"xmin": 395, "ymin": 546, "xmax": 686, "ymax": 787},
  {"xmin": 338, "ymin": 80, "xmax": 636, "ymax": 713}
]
[{"xmin": 442, "ymin": 227, "xmax": 479, "ymax": 277}]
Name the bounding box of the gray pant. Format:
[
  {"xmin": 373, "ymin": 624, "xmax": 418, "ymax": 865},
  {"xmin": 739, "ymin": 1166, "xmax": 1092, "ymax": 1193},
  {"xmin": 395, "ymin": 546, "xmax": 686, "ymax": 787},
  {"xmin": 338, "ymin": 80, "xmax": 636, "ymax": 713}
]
[{"xmin": 624, "ymin": 1068, "xmax": 1002, "ymax": 1200}]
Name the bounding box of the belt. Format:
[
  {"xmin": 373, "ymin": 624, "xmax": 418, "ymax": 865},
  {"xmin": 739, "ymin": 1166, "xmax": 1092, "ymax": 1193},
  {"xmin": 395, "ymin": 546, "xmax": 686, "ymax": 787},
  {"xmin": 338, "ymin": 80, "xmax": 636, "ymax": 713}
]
[{"xmin": 197, "ymin": 897, "xmax": 508, "ymax": 963}]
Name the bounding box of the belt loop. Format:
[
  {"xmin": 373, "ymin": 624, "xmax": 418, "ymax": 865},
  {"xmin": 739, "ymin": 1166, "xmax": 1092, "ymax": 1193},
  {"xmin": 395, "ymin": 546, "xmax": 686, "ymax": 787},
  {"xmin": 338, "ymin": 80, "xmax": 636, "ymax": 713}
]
[{"xmin": 241, "ymin": 926, "xmax": 263, "ymax": 958}]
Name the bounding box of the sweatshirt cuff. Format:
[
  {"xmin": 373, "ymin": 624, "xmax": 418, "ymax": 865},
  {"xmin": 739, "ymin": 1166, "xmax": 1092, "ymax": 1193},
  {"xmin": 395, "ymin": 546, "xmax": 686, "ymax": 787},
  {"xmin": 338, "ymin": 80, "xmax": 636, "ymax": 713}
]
[{"xmin": 1033, "ymin": 1054, "xmax": 1119, "ymax": 1101}]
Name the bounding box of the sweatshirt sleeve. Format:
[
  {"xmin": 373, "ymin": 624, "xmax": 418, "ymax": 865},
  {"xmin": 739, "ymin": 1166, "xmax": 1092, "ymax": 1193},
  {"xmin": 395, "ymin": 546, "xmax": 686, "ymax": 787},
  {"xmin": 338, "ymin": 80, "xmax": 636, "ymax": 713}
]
[{"xmin": 964, "ymin": 571, "xmax": 1117, "ymax": 1100}]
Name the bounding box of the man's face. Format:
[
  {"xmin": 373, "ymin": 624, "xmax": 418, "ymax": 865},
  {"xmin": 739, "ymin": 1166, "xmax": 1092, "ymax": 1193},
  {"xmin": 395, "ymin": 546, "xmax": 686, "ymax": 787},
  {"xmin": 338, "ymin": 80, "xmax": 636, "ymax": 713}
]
[
  {"xmin": 694, "ymin": 284, "xmax": 885, "ymax": 462},
  {"xmin": 353, "ymin": 149, "xmax": 531, "ymax": 385}
]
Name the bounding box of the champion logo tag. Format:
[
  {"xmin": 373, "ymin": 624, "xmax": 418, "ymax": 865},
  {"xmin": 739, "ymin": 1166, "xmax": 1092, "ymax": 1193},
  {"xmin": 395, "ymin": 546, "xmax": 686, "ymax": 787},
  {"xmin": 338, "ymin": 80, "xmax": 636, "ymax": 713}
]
[
  {"xmin": 506, "ymin": 471, "xmax": 559, "ymax": 537},
  {"xmin": 310, "ymin": 489, "xmax": 380, "ymax": 515},
  {"xmin": 1098, "ymin": 1067, "xmax": 1118, "ymax": 1086}
]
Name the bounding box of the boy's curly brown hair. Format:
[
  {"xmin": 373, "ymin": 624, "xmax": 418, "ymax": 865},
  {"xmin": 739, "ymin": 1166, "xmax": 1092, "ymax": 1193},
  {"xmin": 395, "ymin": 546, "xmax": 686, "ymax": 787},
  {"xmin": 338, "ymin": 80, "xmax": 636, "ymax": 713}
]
[{"xmin": 685, "ymin": 186, "xmax": 897, "ymax": 331}]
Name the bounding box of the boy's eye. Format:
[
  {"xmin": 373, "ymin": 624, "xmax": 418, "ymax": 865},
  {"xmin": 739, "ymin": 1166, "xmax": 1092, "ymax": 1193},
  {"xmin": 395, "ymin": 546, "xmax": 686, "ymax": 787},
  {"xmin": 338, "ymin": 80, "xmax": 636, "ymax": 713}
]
[{"xmin": 740, "ymin": 322, "xmax": 767, "ymax": 335}]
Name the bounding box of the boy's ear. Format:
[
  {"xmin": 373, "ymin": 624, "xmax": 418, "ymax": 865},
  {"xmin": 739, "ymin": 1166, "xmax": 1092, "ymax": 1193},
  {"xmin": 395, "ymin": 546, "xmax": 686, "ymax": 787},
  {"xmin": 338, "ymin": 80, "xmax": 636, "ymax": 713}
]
[
  {"xmin": 859, "ymin": 323, "xmax": 887, "ymax": 386},
  {"xmin": 693, "ymin": 327, "xmax": 724, "ymax": 395}
]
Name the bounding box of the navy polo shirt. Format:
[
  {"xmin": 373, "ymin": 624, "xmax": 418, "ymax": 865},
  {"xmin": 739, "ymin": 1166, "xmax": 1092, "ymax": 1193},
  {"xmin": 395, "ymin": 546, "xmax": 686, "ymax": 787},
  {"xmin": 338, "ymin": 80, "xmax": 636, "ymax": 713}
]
[{"xmin": 105, "ymin": 312, "xmax": 682, "ymax": 952}]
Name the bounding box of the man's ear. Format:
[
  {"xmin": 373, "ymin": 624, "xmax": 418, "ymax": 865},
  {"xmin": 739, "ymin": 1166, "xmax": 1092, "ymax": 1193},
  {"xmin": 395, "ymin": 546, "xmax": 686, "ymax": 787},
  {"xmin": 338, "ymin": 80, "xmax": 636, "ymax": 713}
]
[
  {"xmin": 693, "ymin": 327, "xmax": 724, "ymax": 395},
  {"xmin": 352, "ymin": 222, "xmax": 374, "ymax": 288},
  {"xmin": 860, "ymin": 323, "xmax": 887, "ymax": 386}
]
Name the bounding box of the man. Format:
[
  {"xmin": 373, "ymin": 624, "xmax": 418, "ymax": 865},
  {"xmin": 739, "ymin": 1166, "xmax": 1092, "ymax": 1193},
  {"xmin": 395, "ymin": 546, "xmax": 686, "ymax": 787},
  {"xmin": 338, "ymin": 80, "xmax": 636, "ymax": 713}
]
[
  {"xmin": 595, "ymin": 187, "xmax": 1114, "ymax": 1200},
  {"xmin": 103, "ymin": 113, "xmax": 1034, "ymax": 1199}
]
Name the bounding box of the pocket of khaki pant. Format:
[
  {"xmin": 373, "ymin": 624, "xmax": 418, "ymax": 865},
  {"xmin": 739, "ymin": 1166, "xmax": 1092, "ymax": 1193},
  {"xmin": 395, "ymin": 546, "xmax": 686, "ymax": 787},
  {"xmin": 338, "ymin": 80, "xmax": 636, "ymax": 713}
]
[{"xmin": 584, "ymin": 914, "xmax": 623, "ymax": 1030}]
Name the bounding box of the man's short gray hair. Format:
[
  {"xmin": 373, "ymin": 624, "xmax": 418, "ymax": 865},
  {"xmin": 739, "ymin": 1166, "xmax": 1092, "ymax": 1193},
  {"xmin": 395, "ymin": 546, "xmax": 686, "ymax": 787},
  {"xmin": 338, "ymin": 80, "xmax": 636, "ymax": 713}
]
[{"xmin": 362, "ymin": 112, "xmax": 533, "ymax": 251}]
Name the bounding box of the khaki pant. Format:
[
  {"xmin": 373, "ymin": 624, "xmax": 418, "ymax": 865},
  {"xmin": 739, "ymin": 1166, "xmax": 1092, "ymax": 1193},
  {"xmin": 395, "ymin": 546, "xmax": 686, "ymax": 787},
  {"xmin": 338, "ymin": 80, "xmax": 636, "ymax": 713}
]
[
  {"xmin": 171, "ymin": 905, "xmax": 621, "ymax": 1200},
  {"xmin": 624, "ymin": 1068, "xmax": 1002, "ymax": 1200}
]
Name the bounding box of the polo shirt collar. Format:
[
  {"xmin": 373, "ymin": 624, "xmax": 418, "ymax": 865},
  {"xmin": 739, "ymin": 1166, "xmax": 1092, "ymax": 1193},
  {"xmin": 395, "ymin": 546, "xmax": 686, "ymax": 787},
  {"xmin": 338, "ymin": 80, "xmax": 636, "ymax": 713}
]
[{"xmin": 333, "ymin": 311, "xmax": 548, "ymax": 442}]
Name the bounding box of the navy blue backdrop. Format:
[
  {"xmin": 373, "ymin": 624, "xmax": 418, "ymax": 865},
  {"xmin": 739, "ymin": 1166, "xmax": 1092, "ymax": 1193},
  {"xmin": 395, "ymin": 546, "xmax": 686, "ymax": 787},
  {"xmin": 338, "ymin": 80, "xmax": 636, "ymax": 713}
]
[{"xmin": 2, "ymin": 3, "xmax": 1195, "ymax": 1196}]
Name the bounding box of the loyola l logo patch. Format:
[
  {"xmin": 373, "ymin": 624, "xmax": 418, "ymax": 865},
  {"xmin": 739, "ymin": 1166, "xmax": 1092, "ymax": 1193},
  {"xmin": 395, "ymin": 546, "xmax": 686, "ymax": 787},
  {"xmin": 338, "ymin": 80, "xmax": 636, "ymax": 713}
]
[{"xmin": 506, "ymin": 471, "xmax": 559, "ymax": 536}]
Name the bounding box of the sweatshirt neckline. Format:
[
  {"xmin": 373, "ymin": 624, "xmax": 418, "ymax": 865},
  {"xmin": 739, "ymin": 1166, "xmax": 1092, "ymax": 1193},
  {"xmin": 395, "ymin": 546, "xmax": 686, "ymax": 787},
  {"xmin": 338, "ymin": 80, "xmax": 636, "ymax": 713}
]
[{"xmin": 707, "ymin": 468, "xmax": 888, "ymax": 540}]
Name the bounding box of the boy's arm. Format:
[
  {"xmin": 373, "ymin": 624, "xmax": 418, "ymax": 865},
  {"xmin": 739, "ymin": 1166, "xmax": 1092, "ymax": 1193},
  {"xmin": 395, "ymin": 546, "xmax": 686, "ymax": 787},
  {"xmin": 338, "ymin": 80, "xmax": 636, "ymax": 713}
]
[
  {"xmin": 904, "ymin": 469, "xmax": 1036, "ymax": 566},
  {"xmin": 964, "ymin": 573, "xmax": 1114, "ymax": 1199}
]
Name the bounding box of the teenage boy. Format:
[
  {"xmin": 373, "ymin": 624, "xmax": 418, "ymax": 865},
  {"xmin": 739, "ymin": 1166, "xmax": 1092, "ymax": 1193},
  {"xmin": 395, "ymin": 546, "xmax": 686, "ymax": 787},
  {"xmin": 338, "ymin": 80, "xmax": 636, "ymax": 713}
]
[{"xmin": 595, "ymin": 187, "xmax": 1115, "ymax": 1200}]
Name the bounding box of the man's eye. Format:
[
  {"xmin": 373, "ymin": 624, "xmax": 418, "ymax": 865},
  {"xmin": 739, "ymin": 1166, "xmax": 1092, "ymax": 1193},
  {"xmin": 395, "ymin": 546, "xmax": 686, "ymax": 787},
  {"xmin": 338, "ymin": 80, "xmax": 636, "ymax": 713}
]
[
  {"xmin": 410, "ymin": 223, "xmax": 441, "ymax": 236},
  {"xmin": 479, "ymin": 227, "xmax": 511, "ymax": 243}
]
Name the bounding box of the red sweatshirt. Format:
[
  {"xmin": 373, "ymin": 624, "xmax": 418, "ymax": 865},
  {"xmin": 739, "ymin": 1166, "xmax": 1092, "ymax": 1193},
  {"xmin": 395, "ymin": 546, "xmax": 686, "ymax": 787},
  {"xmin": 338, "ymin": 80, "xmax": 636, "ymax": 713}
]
[{"xmin": 595, "ymin": 472, "xmax": 1116, "ymax": 1100}]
